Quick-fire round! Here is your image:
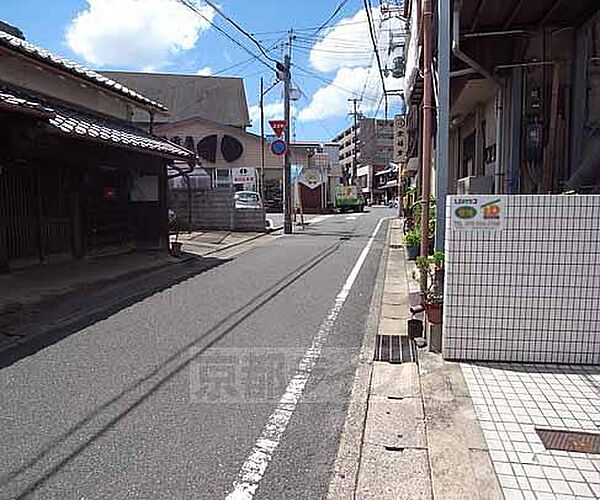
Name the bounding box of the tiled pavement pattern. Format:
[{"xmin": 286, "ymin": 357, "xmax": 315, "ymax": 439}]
[{"xmin": 462, "ymin": 363, "xmax": 600, "ymax": 500}]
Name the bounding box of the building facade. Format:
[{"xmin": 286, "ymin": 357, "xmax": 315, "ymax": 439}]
[
  {"xmin": 291, "ymin": 141, "xmax": 342, "ymax": 213},
  {"xmin": 333, "ymin": 118, "xmax": 394, "ymax": 191},
  {"xmin": 0, "ymin": 28, "xmax": 193, "ymax": 273},
  {"xmin": 103, "ymin": 71, "xmax": 285, "ymax": 208},
  {"xmin": 403, "ymin": 0, "xmax": 600, "ymax": 247}
]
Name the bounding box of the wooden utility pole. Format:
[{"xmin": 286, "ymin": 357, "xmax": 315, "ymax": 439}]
[
  {"xmin": 260, "ymin": 77, "xmax": 265, "ymax": 201},
  {"xmin": 283, "ymin": 31, "xmax": 293, "ymax": 234}
]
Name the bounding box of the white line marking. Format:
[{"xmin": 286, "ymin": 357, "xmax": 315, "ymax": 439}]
[{"xmin": 225, "ymin": 217, "xmax": 386, "ymax": 500}]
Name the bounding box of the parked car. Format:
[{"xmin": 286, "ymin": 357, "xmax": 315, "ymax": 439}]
[
  {"xmin": 388, "ymin": 197, "xmax": 399, "ymax": 208},
  {"xmin": 234, "ymin": 190, "xmax": 262, "ymax": 209}
]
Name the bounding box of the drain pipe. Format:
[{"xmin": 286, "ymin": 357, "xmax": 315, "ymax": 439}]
[
  {"xmin": 420, "ymin": 0, "xmax": 434, "ymax": 258},
  {"xmin": 452, "ymin": 1, "xmax": 498, "ymax": 84},
  {"xmin": 495, "ymin": 86, "xmax": 504, "ymax": 193},
  {"xmin": 452, "ymin": 0, "xmax": 504, "ymax": 193}
]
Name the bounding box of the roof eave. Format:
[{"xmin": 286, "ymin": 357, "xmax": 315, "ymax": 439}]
[
  {"xmin": 0, "ymin": 102, "xmax": 55, "ymax": 119},
  {"xmin": 0, "ymin": 45, "xmax": 169, "ymax": 114},
  {"xmin": 44, "ymin": 124, "xmax": 195, "ymax": 162}
]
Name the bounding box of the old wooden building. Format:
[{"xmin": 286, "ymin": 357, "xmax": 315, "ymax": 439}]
[{"xmin": 0, "ymin": 29, "xmax": 195, "ymax": 273}]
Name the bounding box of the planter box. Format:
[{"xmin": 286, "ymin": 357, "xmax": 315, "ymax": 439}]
[
  {"xmin": 424, "ymin": 303, "xmax": 443, "ymax": 324},
  {"xmin": 170, "ymin": 241, "xmax": 183, "ymax": 257},
  {"xmin": 406, "ymin": 244, "xmax": 419, "ymax": 260}
]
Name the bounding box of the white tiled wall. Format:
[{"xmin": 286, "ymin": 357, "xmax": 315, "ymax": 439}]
[{"xmin": 443, "ymin": 195, "xmax": 600, "ymax": 363}]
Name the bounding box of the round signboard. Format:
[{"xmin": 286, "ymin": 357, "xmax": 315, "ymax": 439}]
[{"xmin": 270, "ymin": 139, "xmax": 287, "ymax": 156}]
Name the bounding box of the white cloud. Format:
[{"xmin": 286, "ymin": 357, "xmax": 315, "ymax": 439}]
[
  {"xmin": 298, "ymin": 64, "xmax": 402, "ymax": 122},
  {"xmin": 308, "ymin": 7, "xmax": 403, "ymax": 74},
  {"xmin": 66, "ymin": 0, "xmax": 215, "ymax": 69},
  {"xmin": 309, "ymin": 9, "xmax": 374, "ymax": 73},
  {"xmin": 299, "ymin": 6, "xmax": 404, "ymax": 122},
  {"xmin": 196, "ymin": 66, "xmax": 213, "ymax": 76},
  {"xmin": 248, "ymin": 101, "xmax": 298, "ymax": 127}
]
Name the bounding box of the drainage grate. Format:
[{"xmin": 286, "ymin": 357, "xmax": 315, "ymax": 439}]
[
  {"xmin": 536, "ymin": 429, "xmax": 600, "ymax": 454},
  {"xmin": 374, "ymin": 335, "xmax": 415, "ymax": 363}
]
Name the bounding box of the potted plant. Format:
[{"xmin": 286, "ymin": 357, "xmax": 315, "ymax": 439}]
[
  {"xmin": 416, "ymin": 251, "xmax": 444, "ymax": 324},
  {"xmin": 169, "ymin": 218, "xmax": 191, "ymax": 257},
  {"xmin": 404, "ymin": 228, "xmax": 421, "ymax": 260}
]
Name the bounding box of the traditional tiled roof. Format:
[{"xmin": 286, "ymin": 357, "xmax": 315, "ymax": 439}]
[
  {"xmin": 0, "ymin": 88, "xmax": 194, "ymax": 161},
  {"xmin": 102, "ymin": 71, "xmax": 250, "ymax": 127},
  {"xmin": 0, "ymin": 90, "xmax": 54, "ymax": 117},
  {"xmin": 0, "ymin": 30, "xmax": 168, "ymax": 112}
]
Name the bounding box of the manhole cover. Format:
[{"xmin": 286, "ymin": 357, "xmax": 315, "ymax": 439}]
[{"xmin": 536, "ymin": 429, "xmax": 600, "ymax": 454}]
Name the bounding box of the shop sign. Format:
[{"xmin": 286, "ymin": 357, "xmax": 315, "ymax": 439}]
[
  {"xmin": 451, "ymin": 196, "xmax": 504, "ymax": 231},
  {"xmin": 232, "ymin": 167, "xmax": 255, "ymax": 184}
]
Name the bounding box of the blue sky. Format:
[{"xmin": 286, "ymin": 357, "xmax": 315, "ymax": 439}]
[{"xmin": 2, "ymin": 0, "xmax": 404, "ymax": 141}]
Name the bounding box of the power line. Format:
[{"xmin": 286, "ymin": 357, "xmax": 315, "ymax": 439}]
[
  {"xmin": 294, "ymin": 35, "xmax": 372, "ymax": 47},
  {"xmin": 212, "ymin": 40, "xmax": 285, "ymax": 76},
  {"xmin": 174, "ymin": 0, "xmax": 277, "ymax": 71},
  {"xmin": 199, "ymin": 0, "xmax": 280, "ymax": 64},
  {"xmin": 294, "ymin": 64, "xmax": 381, "ymax": 102},
  {"xmin": 251, "ymin": 19, "xmax": 368, "ymax": 36},
  {"xmin": 359, "ymin": 51, "xmax": 376, "ymax": 101},
  {"xmin": 363, "ymin": 0, "xmax": 388, "ymax": 115},
  {"xmin": 293, "ymin": 78, "xmax": 335, "ymax": 138},
  {"xmin": 359, "ymin": 11, "xmax": 384, "ymax": 105},
  {"xmin": 292, "ymin": 45, "xmax": 372, "ymax": 55},
  {"xmin": 313, "ymin": 0, "xmax": 351, "ymax": 35}
]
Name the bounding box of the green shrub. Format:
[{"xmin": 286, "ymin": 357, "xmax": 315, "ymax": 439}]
[{"xmin": 404, "ymin": 228, "xmax": 421, "ymax": 247}]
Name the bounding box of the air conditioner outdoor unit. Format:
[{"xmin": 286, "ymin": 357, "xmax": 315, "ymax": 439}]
[{"xmin": 456, "ymin": 176, "xmax": 493, "ymax": 194}]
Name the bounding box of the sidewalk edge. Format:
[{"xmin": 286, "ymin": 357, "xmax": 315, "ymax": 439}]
[{"xmin": 326, "ymin": 218, "xmax": 391, "ymax": 499}]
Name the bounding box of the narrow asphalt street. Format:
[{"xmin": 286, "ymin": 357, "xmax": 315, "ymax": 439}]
[{"xmin": 0, "ymin": 207, "xmax": 393, "ymax": 500}]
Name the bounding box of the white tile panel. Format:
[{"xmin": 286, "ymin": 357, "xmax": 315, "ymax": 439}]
[{"xmin": 444, "ymin": 195, "xmax": 600, "ymax": 364}]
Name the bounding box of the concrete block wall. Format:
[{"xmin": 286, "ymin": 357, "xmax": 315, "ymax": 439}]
[{"xmin": 170, "ymin": 188, "xmax": 266, "ymax": 232}]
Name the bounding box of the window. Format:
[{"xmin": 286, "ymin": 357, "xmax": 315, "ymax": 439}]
[
  {"xmin": 462, "ymin": 132, "xmax": 476, "ymax": 178},
  {"xmin": 215, "ymin": 168, "xmax": 231, "ymax": 186}
]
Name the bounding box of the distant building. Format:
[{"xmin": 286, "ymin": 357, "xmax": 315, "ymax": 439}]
[
  {"xmin": 333, "ymin": 118, "xmax": 394, "ymax": 202},
  {"xmin": 291, "ymin": 141, "xmax": 342, "ymax": 213},
  {"xmin": 103, "ymin": 71, "xmax": 285, "ymax": 206}
]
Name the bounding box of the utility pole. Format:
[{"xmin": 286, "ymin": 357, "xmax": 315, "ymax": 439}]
[
  {"xmin": 348, "ymin": 98, "xmax": 362, "ymax": 185},
  {"xmin": 260, "ymin": 77, "xmax": 265, "ymax": 202},
  {"xmin": 283, "ymin": 31, "xmax": 293, "ymax": 234}
]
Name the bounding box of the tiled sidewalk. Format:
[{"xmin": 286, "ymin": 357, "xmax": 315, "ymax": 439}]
[{"xmin": 462, "ymin": 363, "xmax": 600, "ymax": 499}]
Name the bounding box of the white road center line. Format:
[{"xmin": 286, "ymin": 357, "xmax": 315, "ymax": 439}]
[{"xmin": 225, "ymin": 217, "xmax": 386, "ymax": 500}]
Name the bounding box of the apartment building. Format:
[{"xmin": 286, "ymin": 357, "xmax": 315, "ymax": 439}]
[{"xmin": 332, "ymin": 118, "xmax": 394, "ymax": 186}]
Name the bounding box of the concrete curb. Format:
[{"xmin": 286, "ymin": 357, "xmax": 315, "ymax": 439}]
[{"xmin": 326, "ymin": 218, "xmax": 391, "ymax": 499}]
